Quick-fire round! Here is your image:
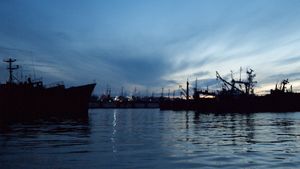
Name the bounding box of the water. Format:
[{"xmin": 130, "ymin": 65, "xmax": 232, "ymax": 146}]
[{"xmin": 1, "ymin": 109, "xmax": 300, "ymax": 169}]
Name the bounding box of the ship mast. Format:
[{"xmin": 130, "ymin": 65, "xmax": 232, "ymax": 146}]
[
  {"xmin": 216, "ymin": 68, "xmax": 257, "ymax": 95},
  {"xmin": 3, "ymin": 58, "xmax": 19, "ymax": 84},
  {"xmin": 216, "ymin": 71, "xmax": 244, "ymax": 94},
  {"xmin": 179, "ymin": 80, "xmax": 190, "ymax": 100}
]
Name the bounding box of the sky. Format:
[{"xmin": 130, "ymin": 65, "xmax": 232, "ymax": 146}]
[{"xmin": 1, "ymin": 0, "xmax": 300, "ymax": 96}]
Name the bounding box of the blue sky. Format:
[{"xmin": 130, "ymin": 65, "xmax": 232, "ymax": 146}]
[{"xmin": 1, "ymin": 0, "xmax": 300, "ymax": 95}]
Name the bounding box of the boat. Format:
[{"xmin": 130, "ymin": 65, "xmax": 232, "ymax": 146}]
[
  {"xmin": 160, "ymin": 69, "xmax": 300, "ymax": 113},
  {"xmin": 0, "ymin": 58, "xmax": 96, "ymax": 121}
]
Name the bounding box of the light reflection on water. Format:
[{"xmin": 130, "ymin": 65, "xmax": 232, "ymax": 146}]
[
  {"xmin": 1, "ymin": 109, "xmax": 300, "ymax": 168},
  {"xmin": 112, "ymin": 109, "xmax": 117, "ymax": 153}
]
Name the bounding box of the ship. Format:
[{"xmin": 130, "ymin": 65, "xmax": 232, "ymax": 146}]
[
  {"xmin": 160, "ymin": 69, "xmax": 300, "ymax": 113},
  {"xmin": 0, "ymin": 58, "xmax": 96, "ymax": 121}
]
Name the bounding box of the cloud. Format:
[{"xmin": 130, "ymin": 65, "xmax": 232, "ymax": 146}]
[
  {"xmin": 197, "ymin": 78, "xmax": 219, "ymax": 89},
  {"xmin": 192, "ymin": 71, "xmax": 210, "ymax": 78},
  {"xmin": 273, "ymin": 56, "xmax": 300, "ymax": 65},
  {"xmin": 1, "ymin": 0, "xmax": 300, "ymax": 95},
  {"xmin": 262, "ymin": 72, "xmax": 300, "ymax": 84}
]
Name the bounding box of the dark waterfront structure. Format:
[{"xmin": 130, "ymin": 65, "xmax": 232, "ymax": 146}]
[
  {"xmin": 0, "ymin": 58, "xmax": 96, "ymax": 121},
  {"xmin": 89, "ymin": 85, "xmax": 160, "ymax": 109},
  {"xmin": 91, "ymin": 100, "xmax": 159, "ymax": 109},
  {"xmin": 90, "ymin": 95, "xmax": 160, "ymax": 109},
  {"xmin": 160, "ymin": 69, "xmax": 300, "ymax": 112}
]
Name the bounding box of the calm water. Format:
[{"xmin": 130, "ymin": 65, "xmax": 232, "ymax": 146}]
[{"xmin": 1, "ymin": 109, "xmax": 300, "ymax": 168}]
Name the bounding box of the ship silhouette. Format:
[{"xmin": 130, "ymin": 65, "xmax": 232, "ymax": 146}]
[
  {"xmin": 0, "ymin": 58, "xmax": 96, "ymax": 121},
  {"xmin": 160, "ymin": 68, "xmax": 300, "ymax": 112}
]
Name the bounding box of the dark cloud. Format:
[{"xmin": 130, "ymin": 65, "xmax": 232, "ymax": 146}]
[
  {"xmin": 259, "ymin": 72, "xmax": 300, "ymax": 86},
  {"xmin": 197, "ymin": 78, "xmax": 219, "ymax": 89},
  {"xmin": 99, "ymin": 54, "xmax": 170, "ymax": 87},
  {"xmin": 165, "ymin": 80, "xmax": 179, "ymax": 85},
  {"xmin": 274, "ymin": 56, "xmax": 300, "ymax": 65},
  {"xmin": 192, "ymin": 71, "xmax": 210, "ymax": 78}
]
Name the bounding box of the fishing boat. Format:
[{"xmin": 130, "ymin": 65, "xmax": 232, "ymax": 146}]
[
  {"xmin": 0, "ymin": 58, "xmax": 96, "ymax": 121},
  {"xmin": 160, "ymin": 69, "xmax": 300, "ymax": 112}
]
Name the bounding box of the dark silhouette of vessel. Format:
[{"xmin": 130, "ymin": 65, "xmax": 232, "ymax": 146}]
[
  {"xmin": 160, "ymin": 69, "xmax": 300, "ymax": 112},
  {"xmin": 0, "ymin": 58, "xmax": 96, "ymax": 121}
]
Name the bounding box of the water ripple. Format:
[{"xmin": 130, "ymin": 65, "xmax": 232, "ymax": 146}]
[{"xmin": 1, "ymin": 110, "xmax": 300, "ymax": 168}]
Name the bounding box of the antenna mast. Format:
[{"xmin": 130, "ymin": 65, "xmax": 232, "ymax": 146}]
[{"xmin": 4, "ymin": 58, "xmax": 19, "ymax": 84}]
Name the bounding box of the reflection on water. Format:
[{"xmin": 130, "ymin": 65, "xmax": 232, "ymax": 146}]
[
  {"xmin": 1, "ymin": 109, "xmax": 300, "ymax": 169},
  {"xmin": 111, "ymin": 109, "xmax": 117, "ymax": 153},
  {"xmin": 0, "ymin": 117, "xmax": 91, "ymax": 169},
  {"xmin": 163, "ymin": 111, "xmax": 300, "ymax": 168}
]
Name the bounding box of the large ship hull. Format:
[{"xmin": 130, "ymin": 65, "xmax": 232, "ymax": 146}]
[{"xmin": 0, "ymin": 83, "xmax": 96, "ymax": 121}]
